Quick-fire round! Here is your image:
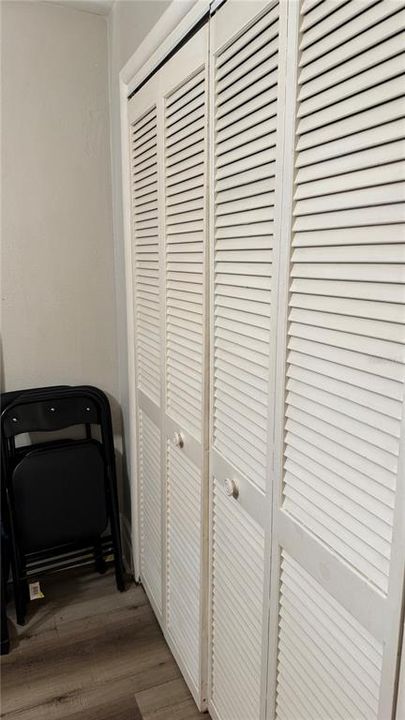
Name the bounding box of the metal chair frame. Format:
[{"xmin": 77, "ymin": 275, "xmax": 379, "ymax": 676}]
[{"xmin": 1, "ymin": 385, "xmax": 125, "ymax": 625}]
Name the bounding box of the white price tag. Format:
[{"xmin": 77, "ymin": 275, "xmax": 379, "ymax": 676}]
[{"xmin": 29, "ymin": 581, "xmax": 44, "ymax": 600}]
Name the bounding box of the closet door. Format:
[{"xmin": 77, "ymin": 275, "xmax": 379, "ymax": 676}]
[
  {"xmin": 268, "ymin": 2, "xmax": 405, "ymax": 719},
  {"xmin": 129, "ymin": 78, "xmax": 164, "ymax": 619},
  {"xmin": 208, "ymin": 3, "xmax": 286, "ymax": 719},
  {"xmin": 160, "ymin": 27, "xmax": 209, "ymax": 708},
  {"xmin": 129, "ymin": 23, "xmax": 209, "ymax": 710}
]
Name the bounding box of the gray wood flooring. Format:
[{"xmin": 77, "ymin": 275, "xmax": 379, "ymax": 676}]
[{"xmin": 1, "ymin": 567, "xmax": 209, "ymax": 720}]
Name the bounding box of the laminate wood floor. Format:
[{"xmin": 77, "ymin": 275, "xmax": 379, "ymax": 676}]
[{"xmin": 1, "ymin": 567, "xmax": 209, "ymax": 720}]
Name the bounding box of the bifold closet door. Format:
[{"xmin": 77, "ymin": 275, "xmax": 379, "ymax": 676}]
[
  {"xmin": 208, "ymin": 2, "xmax": 286, "ymax": 719},
  {"xmin": 128, "ymin": 23, "xmax": 209, "ymax": 710},
  {"xmin": 160, "ymin": 27, "xmax": 209, "ymax": 708},
  {"xmin": 129, "ymin": 77, "xmax": 163, "ymax": 619},
  {"xmin": 268, "ymin": 2, "xmax": 405, "ymax": 719}
]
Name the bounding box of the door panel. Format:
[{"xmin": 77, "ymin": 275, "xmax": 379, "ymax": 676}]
[
  {"xmin": 167, "ymin": 438, "xmax": 202, "ymax": 688},
  {"xmin": 211, "ymin": 477, "xmax": 265, "ymax": 720},
  {"xmin": 268, "ymin": 2, "xmax": 405, "ymax": 718},
  {"xmin": 277, "ymin": 552, "xmax": 384, "ymax": 720},
  {"xmin": 128, "ymin": 23, "xmax": 209, "ymax": 709},
  {"xmin": 161, "ymin": 27, "xmax": 209, "ymax": 707},
  {"xmin": 138, "ymin": 407, "xmax": 162, "ymax": 613},
  {"xmin": 211, "ymin": 0, "xmax": 279, "ymax": 495},
  {"xmin": 209, "ymin": 2, "xmax": 285, "ymax": 718},
  {"xmin": 165, "ymin": 67, "xmax": 206, "ymax": 440},
  {"xmin": 131, "ymin": 104, "xmax": 161, "ymax": 406},
  {"xmin": 129, "ymin": 77, "xmax": 164, "ymax": 621}
]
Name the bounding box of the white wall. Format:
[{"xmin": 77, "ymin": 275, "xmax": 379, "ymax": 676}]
[
  {"xmin": 110, "ymin": 0, "xmax": 171, "ymax": 73},
  {"xmin": 1, "ymin": 1, "xmax": 119, "ymax": 415},
  {"xmin": 108, "ymin": 0, "xmax": 170, "ymax": 534}
]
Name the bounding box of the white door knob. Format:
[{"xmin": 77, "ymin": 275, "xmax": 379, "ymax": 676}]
[
  {"xmin": 224, "ymin": 478, "xmax": 239, "ymax": 499},
  {"xmin": 173, "ymin": 431, "xmax": 184, "ymax": 448}
]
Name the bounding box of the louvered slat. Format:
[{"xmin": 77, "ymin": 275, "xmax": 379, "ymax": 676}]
[
  {"xmin": 131, "ymin": 107, "xmax": 160, "ymax": 405},
  {"xmin": 166, "ymin": 440, "xmax": 201, "ymax": 685},
  {"xmin": 210, "ymin": 480, "xmax": 265, "ymax": 720},
  {"xmin": 138, "ymin": 410, "xmax": 162, "ymax": 613},
  {"xmin": 276, "ymin": 552, "xmax": 384, "ymax": 720},
  {"xmin": 283, "ymin": 0, "xmax": 405, "ymax": 596},
  {"xmin": 165, "ymin": 69, "xmax": 206, "ymax": 439},
  {"xmin": 213, "ymin": 3, "xmax": 279, "ymax": 491}
]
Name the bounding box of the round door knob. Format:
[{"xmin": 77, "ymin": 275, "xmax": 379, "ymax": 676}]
[
  {"xmin": 224, "ymin": 478, "xmax": 239, "ymax": 499},
  {"xmin": 173, "ymin": 431, "xmax": 184, "ymax": 449}
]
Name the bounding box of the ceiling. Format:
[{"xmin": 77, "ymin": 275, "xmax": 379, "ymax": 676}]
[{"xmin": 45, "ymin": 1, "xmax": 115, "ymax": 15}]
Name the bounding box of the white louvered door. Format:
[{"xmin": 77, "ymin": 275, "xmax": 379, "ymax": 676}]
[
  {"xmin": 128, "ymin": 2, "xmax": 405, "ymax": 718},
  {"xmin": 267, "ymin": 2, "xmax": 405, "ymax": 719},
  {"xmin": 208, "ymin": 3, "xmax": 287, "ymax": 719},
  {"xmin": 128, "ymin": 22, "xmax": 209, "ymax": 710},
  {"xmin": 129, "ymin": 78, "xmax": 164, "ymax": 619},
  {"xmin": 161, "ymin": 28, "xmax": 209, "ymax": 709}
]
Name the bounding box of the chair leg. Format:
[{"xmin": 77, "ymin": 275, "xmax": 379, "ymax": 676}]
[
  {"xmin": 11, "ymin": 554, "xmax": 26, "ymax": 627},
  {"xmin": 94, "ymin": 539, "xmax": 107, "ymax": 574},
  {"xmin": 111, "ymin": 524, "xmax": 125, "ymax": 592},
  {"xmin": 107, "ymin": 492, "xmax": 125, "ymax": 592},
  {"xmin": 1, "ymin": 551, "xmax": 10, "ymax": 654},
  {"xmin": 6, "ymin": 490, "xmax": 26, "ymax": 626},
  {"xmin": 14, "ymin": 570, "xmax": 27, "ymax": 627},
  {"xmin": 83, "ymin": 386, "xmax": 126, "ymax": 592},
  {"xmin": 114, "ymin": 561, "xmax": 125, "ymax": 592}
]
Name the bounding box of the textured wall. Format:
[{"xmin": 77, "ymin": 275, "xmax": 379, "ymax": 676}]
[{"xmin": 1, "ymin": 1, "xmax": 120, "ymax": 435}]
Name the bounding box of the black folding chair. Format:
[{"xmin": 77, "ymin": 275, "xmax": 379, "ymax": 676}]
[{"xmin": 1, "ymin": 385, "xmax": 125, "ymax": 626}]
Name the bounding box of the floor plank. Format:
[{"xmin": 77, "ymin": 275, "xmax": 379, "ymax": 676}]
[
  {"xmin": 1, "ymin": 567, "xmax": 209, "ymax": 720},
  {"xmin": 136, "ymin": 678, "xmax": 204, "ymax": 720}
]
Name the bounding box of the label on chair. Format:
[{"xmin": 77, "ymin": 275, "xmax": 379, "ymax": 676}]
[{"xmin": 29, "ymin": 581, "xmax": 44, "ymax": 600}]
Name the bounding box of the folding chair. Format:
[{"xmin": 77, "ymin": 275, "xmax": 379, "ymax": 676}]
[{"xmin": 1, "ymin": 385, "xmax": 125, "ymax": 625}]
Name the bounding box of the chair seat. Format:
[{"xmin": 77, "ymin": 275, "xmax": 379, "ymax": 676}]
[{"xmin": 12, "ymin": 440, "xmax": 108, "ymax": 552}]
